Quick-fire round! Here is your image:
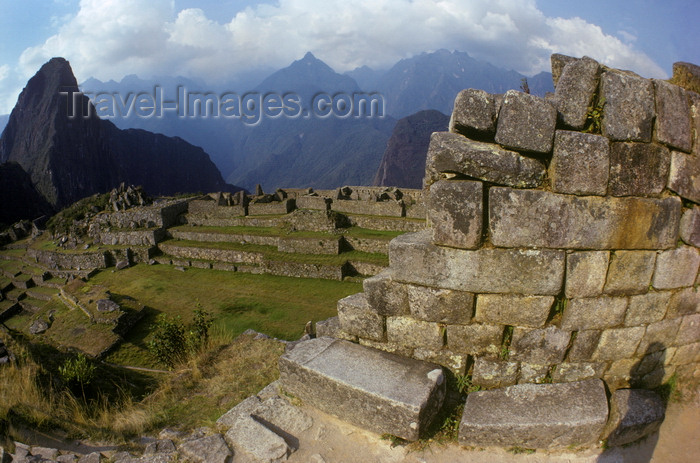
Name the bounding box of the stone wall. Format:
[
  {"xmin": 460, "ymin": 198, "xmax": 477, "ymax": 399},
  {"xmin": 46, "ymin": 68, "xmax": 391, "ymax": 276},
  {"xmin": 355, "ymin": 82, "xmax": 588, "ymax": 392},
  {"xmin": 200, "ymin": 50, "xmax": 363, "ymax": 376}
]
[{"xmin": 330, "ymin": 55, "xmax": 700, "ymax": 391}]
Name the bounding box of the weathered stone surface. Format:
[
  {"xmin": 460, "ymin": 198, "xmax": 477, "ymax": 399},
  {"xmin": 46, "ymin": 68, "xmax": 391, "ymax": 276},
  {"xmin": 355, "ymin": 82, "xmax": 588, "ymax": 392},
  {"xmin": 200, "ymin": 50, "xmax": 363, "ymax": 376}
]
[
  {"xmin": 552, "ymin": 362, "xmax": 605, "ymax": 382},
  {"xmin": 551, "ymin": 54, "xmax": 579, "ymax": 88},
  {"xmin": 652, "ymin": 246, "xmax": 700, "ymax": 289},
  {"xmin": 313, "ymin": 316, "xmax": 356, "ymax": 342},
  {"xmin": 519, "ymin": 363, "xmax": 550, "ymax": 384},
  {"xmin": 216, "ymin": 395, "xmax": 262, "ymax": 428},
  {"xmin": 680, "ymin": 206, "xmax": 700, "ymax": 246},
  {"xmin": 178, "ymin": 434, "xmax": 232, "ymax": 463},
  {"xmin": 78, "ymin": 453, "xmax": 103, "ymax": 463},
  {"xmin": 57, "ymin": 454, "xmax": 78, "ymax": 463},
  {"xmin": 495, "ymin": 90, "xmax": 557, "ymax": 154},
  {"xmin": 96, "ymin": 299, "xmax": 119, "ymax": 313},
  {"xmin": 424, "ymin": 132, "xmax": 546, "ymax": 188},
  {"xmin": 390, "ymin": 230, "xmax": 565, "ymax": 295},
  {"xmin": 446, "ymin": 323, "xmax": 502, "ymax": 357},
  {"xmin": 253, "ymin": 396, "xmax": 313, "ymax": 436},
  {"xmin": 666, "ymin": 287, "xmax": 700, "ymax": 318},
  {"xmin": 386, "ymin": 316, "xmax": 443, "ymax": 350},
  {"xmin": 554, "ymin": 57, "xmax": 601, "ymax": 129},
  {"xmin": 471, "ymin": 357, "xmax": 518, "ymax": 388},
  {"xmin": 672, "ymin": 61, "xmax": 700, "ymax": 94},
  {"xmin": 29, "ymin": 318, "xmax": 49, "ymax": 335},
  {"xmin": 510, "ymin": 326, "xmax": 571, "ymax": 364},
  {"xmin": 336, "ymin": 292, "xmax": 384, "ymax": 341},
  {"xmin": 144, "ymin": 439, "xmax": 176, "ymax": 455},
  {"xmin": 474, "ymin": 294, "xmax": 554, "ymax": 328},
  {"xmin": 593, "ymin": 327, "xmax": 646, "ymax": 361},
  {"xmin": 225, "ymin": 414, "xmax": 290, "ymax": 462},
  {"xmin": 561, "ymin": 297, "xmax": 628, "ymax": 330},
  {"xmin": 362, "ymin": 271, "xmax": 407, "ymax": 316},
  {"xmin": 604, "ymin": 250, "xmax": 657, "ymax": 295},
  {"xmin": 675, "ymin": 313, "xmax": 700, "ymax": 346},
  {"xmin": 31, "ymin": 446, "xmax": 59, "ymax": 460},
  {"xmin": 278, "ymin": 337, "xmax": 445, "ymax": 441},
  {"xmin": 566, "ymin": 251, "xmax": 609, "ymax": 298},
  {"xmin": 604, "ymin": 389, "xmax": 665, "ymax": 447},
  {"xmin": 601, "ymin": 70, "xmax": 655, "ymax": 142},
  {"xmin": 654, "ymin": 79, "xmax": 692, "ymax": 152},
  {"xmin": 459, "ymin": 379, "xmax": 608, "ymax": 449},
  {"xmin": 489, "ymin": 188, "xmax": 681, "ymax": 250},
  {"xmin": 358, "ymin": 338, "xmax": 413, "ymax": 357},
  {"xmin": 689, "ymin": 92, "xmax": 700, "ymax": 153},
  {"xmin": 609, "ymin": 142, "xmax": 671, "ymax": 196},
  {"xmin": 567, "ymin": 330, "xmax": 602, "ymax": 362},
  {"xmin": 672, "ymin": 342, "xmax": 700, "ymax": 364},
  {"xmin": 406, "ymin": 284, "xmax": 474, "ymax": 324},
  {"xmin": 427, "ymin": 179, "xmax": 483, "ymax": 249},
  {"xmin": 668, "ymin": 150, "xmax": 700, "ymax": 203},
  {"xmin": 413, "ymin": 347, "xmax": 468, "ymax": 375},
  {"xmin": 550, "ymin": 131, "xmax": 609, "ymax": 195},
  {"xmin": 449, "ymin": 89, "xmax": 498, "ymax": 136},
  {"xmin": 637, "ymin": 319, "xmax": 682, "ymax": 354},
  {"xmin": 625, "ymin": 291, "xmax": 672, "ymax": 326}
]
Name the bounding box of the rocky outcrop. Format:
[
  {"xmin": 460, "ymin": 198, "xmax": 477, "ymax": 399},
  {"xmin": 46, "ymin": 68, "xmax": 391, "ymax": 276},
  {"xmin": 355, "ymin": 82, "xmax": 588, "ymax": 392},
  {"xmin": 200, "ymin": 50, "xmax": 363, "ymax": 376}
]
[
  {"xmin": 0, "ymin": 58, "xmax": 239, "ymax": 212},
  {"xmin": 373, "ymin": 110, "xmax": 449, "ymax": 188},
  {"xmin": 0, "ymin": 162, "xmax": 53, "ymax": 225}
]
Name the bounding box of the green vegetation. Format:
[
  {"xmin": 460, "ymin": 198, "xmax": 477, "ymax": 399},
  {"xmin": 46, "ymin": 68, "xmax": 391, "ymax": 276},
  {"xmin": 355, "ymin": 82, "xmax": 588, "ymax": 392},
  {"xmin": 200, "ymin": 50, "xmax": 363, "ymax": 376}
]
[
  {"xmin": 147, "ymin": 309, "xmax": 213, "ymax": 368},
  {"xmin": 89, "ymin": 264, "xmax": 361, "ymax": 368},
  {"xmin": 500, "ymin": 326, "xmax": 514, "ymax": 360},
  {"xmin": 46, "ymin": 192, "xmax": 111, "ymax": 235},
  {"xmin": 583, "ymin": 97, "xmax": 605, "ymax": 134}
]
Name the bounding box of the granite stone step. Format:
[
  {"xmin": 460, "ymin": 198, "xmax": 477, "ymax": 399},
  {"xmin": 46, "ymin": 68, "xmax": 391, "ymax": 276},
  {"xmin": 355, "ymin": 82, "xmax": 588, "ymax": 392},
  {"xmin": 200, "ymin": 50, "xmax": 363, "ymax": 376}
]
[
  {"xmin": 458, "ymin": 379, "xmax": 609, "ymax": 449},
  {"xmin": 279, "ymin": 337, "xmax": 446, "ymax": 441}
]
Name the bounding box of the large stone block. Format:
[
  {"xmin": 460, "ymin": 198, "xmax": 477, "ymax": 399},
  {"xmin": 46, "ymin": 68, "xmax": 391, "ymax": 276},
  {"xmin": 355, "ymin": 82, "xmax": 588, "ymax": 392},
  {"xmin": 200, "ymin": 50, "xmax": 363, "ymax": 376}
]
[
  {"xmin": 449, "ymin": 89, "xmax": 498, "ymax": 136},
  {"xmin": 386, "ymin": 316, "xmax": 444, "ymax": 350},
  {"xmin": 604, "ymin": 389, "xmax": 665, "ymax": 447},
  {"xmin": 474, "ymin": 294, "xmax": 554, "ymax": 328},
  {"xmin": 489, "ymin": 188, "xmax": 681, "ymax": 250},
  {"xmin": 510, "ymin": 326, "xmax": 571, "ymax": 364},
  {"xmin": 654, "ymin": 80, "xmax": 692, "ymax": 152},
  {"xmin": 653, "ymin": 246, "xmax": 700, "ymax": 290},
  {"xmin": 551, "ymin": 54, "xmax": 579, "ymax": 88},
  {"xmin": 424, "ymin": 132, "xmax": 546, "ymax": 188},
  {"xmin": 666, "ymin": 287, "xmax": 700, "ymax": 318},
  {"xmin": 567, "ymin": 330, "xmax": 602, "ymax": 362},
  {"xmin": 458, "ymin": 379, "xmax": 609, "ymax": 449},
  {"xmin": 413, "ymin": 347, "xmax": 468, "ymax": 375},
  {"xmin": 561, "ymin": 297, "xmax": 628, "ymax": 330},
  {"xmin": 601, "ymin": 70, "xmax": 655, "ymax": 142},
  {"xmin": 675, "ymin": 313, "xmax": 700, "ymax": 346},
  {"xmin": 336, "ymin": 293, "xmax": 384, "ymax": 341},
  {"xmin": 362, "ymin": 270, "xmax": 408, "ymax": 316},
  {"xmin": 446, "ymin": 323, "xmax": 502, "ymax": 357},
  {"xmin": 550, "ymin": 131, "xmax": 609, "ymax": 195},
  {"xmin": 672, "ymin": 342, "xmax": 700, "ymax": 365},
  {"xmin": 471, "ymin": 357, "xmax": 518, "ymax": 388},
  {"xmin": 389, "ymin": 230, "xmax": 565, "ymax": 295},
  {"xmin": 225, "ymin": 414, "xmax": 290, "ymax": 461},
  {"xmin": 427, "ymin": 179, "xmax": 483, "ymax": 249},
  {"xmin": 636, "ymin": 319, "xmax": 682, "ymax": 355},
  {"xmin": 593, "ymin": 327, "xmax": 646, "ymax": 361},
  {"xmin": 604, "ymin": 250, "xmax": 657, "ymax": 295},
  {"xmin": 519, "ymin": 363, "xmax": 550, "ymax": 384},
  {"xmin": 552, "ymin": 362, "xmax": 606, "ymax": 383},
  {"xmin": 690, "ymin": 92, "xmax": 700, "ymax": 153},
  {"xmin": 668, "ymin": 151, "xmax": 700, "ymax": 203},
  {"xmin": 278, "ymin": 338, "xmax": 445, "ymax": 441},
  {"xmin": 406, "ymin": 284, "xmax": 474, "ymax": 324},
  {"xmin": 495, "ymin": 90, "xmax": 557, "ymax": 154},
  {"xmin": 609, "ymin": 142, "xmax": 671, "ymax": 196},
  {"xmin": 553, "ymin": 57, "xmax": 601, "ymax": 130},
  {"xmin": 625, "ymin": 291, "xmax": 672, "ymax": 326},
  {"xmin": 565, "ymin": 251, "xmax": 609, "ymax": 298},
  {"xmin": 680, "ymin": 206, "xmax": 700, "ymax": 246}
]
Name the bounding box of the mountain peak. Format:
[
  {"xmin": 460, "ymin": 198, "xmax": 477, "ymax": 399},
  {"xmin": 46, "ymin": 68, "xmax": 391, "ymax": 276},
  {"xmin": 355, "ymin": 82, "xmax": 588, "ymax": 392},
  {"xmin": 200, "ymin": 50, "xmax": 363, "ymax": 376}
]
[{"xmin": 302, "ymin": 51, "xmax": 317, "ymax": 62}]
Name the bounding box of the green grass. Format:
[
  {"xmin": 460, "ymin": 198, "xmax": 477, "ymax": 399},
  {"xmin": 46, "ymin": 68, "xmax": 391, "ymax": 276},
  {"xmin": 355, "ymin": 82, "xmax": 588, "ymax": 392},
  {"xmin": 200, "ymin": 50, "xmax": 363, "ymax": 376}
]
[
  {"xmin": 163, "ymin": 239, "xmax": 389, "ymax": 266},
  {"xmin": 90, "ymin": 264, "xmax": 361, "ymax": 368}
]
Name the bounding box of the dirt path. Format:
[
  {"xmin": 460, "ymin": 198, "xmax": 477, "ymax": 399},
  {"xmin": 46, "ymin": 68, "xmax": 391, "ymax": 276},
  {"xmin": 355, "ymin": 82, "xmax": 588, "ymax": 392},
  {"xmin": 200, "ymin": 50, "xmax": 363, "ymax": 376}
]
[{"xmin": 287, "ymin": 395, "xmax": 700, "ymax": 463}]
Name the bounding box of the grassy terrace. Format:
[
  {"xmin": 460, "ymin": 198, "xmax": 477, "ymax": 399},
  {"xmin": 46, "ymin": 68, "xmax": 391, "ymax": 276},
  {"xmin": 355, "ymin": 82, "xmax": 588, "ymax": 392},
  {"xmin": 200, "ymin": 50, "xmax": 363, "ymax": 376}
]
[
  {"xmin": 161, "ymin": 238, "xmax": 389, "ymax": 266},
  {"xmin": 172, "ymin": 224, "xmax": 404, "ymax": 240},
  {"xmin": 87, "ymin": 264, "xmax": 362, "ymax": 369}
]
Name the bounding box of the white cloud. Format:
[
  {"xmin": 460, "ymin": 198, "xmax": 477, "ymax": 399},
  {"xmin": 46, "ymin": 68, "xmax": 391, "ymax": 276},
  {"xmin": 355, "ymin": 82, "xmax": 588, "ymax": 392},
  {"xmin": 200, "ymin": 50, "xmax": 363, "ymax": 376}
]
[
  {"xmin": 0, "ymin": 65, "xmax": 9, "ymax": 82},
  {"xmin": 3, "ymin": 0, "xmax": 667, "ymax": 113}
]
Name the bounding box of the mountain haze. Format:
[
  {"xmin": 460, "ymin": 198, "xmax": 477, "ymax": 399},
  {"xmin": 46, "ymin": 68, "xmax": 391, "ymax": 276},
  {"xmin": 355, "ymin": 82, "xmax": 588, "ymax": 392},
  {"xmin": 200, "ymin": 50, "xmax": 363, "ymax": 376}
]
[{"xmin": 0, "ymin": 58, "xmax": 237, "ymax": 212}]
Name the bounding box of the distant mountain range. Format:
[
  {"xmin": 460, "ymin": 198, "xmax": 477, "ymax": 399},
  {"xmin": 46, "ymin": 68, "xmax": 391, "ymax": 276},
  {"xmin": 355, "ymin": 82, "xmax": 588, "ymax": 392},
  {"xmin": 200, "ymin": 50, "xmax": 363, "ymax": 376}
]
[
  {"xmin": 0, "ymin": 58, "xmax": 238, "ymax": 222},
  {"xmin": 74, "ymin": 50, "xmax": 553, "ymax": 191}
]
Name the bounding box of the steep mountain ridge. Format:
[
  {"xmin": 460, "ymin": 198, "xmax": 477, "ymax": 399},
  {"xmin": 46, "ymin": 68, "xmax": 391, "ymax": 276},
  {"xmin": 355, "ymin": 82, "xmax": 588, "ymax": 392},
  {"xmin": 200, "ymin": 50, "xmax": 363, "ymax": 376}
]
[{"xmin": 0, "ymin": 58, "xmax": 237, "ymax": 212}]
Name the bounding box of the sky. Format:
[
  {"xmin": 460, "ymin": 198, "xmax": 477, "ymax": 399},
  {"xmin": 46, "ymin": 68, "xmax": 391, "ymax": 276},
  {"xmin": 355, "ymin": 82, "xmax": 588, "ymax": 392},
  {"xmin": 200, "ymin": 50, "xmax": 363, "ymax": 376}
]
[{"xmin": 0, "ymin": 0, "xmax": 698, "ymax": 114}]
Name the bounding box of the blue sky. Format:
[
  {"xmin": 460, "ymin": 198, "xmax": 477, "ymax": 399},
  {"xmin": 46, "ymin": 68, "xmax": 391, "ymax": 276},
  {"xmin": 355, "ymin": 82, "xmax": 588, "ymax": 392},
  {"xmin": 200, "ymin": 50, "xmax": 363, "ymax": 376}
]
[{"xmin": 0, "ymin": 0, "xmax": 697, "ymax": 113}]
